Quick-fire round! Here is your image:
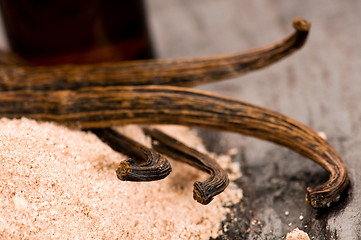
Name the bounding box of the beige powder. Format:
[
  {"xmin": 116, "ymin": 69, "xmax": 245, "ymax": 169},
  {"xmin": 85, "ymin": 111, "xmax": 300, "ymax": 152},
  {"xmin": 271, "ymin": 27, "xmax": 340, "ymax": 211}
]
[
  {"xmin": 0, "ymin": 118, "xmax": 242, "ymax": 239},
  {"xmin": 286, "ymin": 228, "xmax": 310, "ymax": 240}
]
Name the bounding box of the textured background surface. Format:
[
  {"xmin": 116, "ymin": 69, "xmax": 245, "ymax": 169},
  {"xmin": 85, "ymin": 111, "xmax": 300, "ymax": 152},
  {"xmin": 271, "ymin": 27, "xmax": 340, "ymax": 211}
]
[{"xmin": 146, "ymin": 1, "xmax": 361, "ymax": 239}]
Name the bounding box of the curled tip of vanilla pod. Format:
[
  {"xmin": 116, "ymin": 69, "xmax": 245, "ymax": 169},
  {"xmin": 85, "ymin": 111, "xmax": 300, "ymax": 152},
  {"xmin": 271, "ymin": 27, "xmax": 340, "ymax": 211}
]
[
  {"xmin": 306, "ymin": 168, "xmax": 349, "ymax": 208},
  {"xmin": 116, "ymin": 155, "xmax": 172, "ymax": 182},
  {"xmin": 144, "ymin": 128, "xmax": 229, "ymax": 205},
  {"xmin": 293, "ymin": 16, "xmax": 311, "ymax": 32},
  {"xmin": 90, "ymin": 128, "xmax": 172, "ymax": 181}
]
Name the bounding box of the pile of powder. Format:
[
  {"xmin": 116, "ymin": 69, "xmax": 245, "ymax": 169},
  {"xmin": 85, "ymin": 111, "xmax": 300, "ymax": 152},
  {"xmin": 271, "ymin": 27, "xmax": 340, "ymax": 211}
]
[
  {"xmin": 0, "ymin": 118, "xmax": 242, "ymax": 239},
  {"xmin": 286, "ymin": 228, "xmax": 310, "ymax": 240}
]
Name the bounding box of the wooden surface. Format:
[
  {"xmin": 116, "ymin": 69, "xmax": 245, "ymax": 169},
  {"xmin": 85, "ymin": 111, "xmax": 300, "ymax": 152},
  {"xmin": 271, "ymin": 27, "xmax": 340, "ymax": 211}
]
[{"xmin": 146, "ymin": 1, "xmax": 361, "ymax": 239}]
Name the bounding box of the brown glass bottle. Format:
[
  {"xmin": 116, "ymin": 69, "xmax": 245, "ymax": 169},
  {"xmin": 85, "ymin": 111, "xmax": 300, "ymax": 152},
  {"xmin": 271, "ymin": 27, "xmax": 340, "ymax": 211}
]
[{"xmin": 0, "ymin": 0, "xmax": 154, "ymax": 65}]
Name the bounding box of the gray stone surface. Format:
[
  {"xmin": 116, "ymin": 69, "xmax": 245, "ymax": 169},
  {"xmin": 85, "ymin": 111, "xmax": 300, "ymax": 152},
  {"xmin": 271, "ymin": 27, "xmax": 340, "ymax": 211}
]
[{"xmin": 146, "ymin": 1, "xmax": 361, "ymax": 239}]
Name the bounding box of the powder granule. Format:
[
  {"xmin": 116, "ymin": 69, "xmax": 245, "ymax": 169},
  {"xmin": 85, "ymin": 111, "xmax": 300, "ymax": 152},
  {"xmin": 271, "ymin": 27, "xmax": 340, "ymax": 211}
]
[
  {"xmin": 286, "ymin": 228, "xmax": 310, "ymax": 240},
  {"xmin": 0, "ymin": 118, "xmax": 242, "ymax": 240}
]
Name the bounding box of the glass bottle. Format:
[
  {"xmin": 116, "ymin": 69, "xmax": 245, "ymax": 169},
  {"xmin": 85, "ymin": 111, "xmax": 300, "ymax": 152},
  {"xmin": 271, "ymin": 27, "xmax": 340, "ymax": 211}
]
[{"xmin": 0, "ymin": 0, "xmax": 154, "ymax": 65}]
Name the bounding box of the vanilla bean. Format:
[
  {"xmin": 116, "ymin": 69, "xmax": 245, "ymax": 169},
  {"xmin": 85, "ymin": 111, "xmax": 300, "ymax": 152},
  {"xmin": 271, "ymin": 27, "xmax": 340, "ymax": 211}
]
[
  {"xmin": 144, "ymin": 128, "xmax": 229, "ymax": 205},
  {"xmin": 0, "ymin": 17, "xmax": 310, "ymax": 91},
  {"xmin": 91, "ymin": 128, "xmax": 171, "ymax": 181},
  {"xmin": 0, "ymin": 85, "xmax": 349, "ymax": 208}
]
